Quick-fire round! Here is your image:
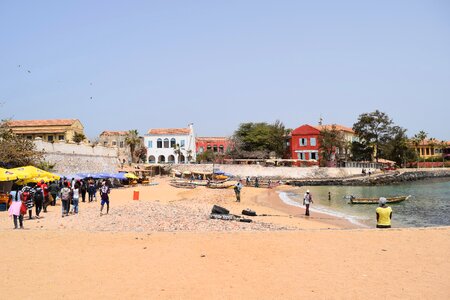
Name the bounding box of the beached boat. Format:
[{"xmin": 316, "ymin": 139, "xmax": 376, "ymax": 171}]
[
  {"xmin": 349, "ymin": 195, "xmax": 411, "ymax": 204},
  {"xmin": 207, "ymin": 183, "xmax": 235, "ymax": 189},
  {"xmin": 169, "ymin": 181, "xmax": 196, "ymax": 189}
]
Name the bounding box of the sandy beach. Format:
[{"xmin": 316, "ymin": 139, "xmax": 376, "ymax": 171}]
[{"xmin": 1, "ymin": 177, "xmax": 449, "ymax": 299}]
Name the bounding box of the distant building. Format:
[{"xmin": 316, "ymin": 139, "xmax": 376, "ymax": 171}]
[
  {"xmin": 412, "ymin": 139, "xmax": 450, "ymax": 159},
  {"xmin": 196, "ymin": 137, "xmax": 232, "ymax": 154},
  {"xmin": 7, "ymin": 119, "xmax": 85, "ymax": 143},
  {"xmin": 144, "ymin": 124, "xmax": 196, "ymax": 164},
  {"xmin": 290, "ymin": 124, "xmax": 356, "ymax": 166},
  {"xmin": 98, "ymin": 131, "xmax": 131, "ymax": 163}
]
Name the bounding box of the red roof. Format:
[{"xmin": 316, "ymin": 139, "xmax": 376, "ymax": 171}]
[
  {"xmin": 148, "ymin": 128, "xmax": 191, "ymax": 135},
  {"xmin": 7, "ymin": 119, "xmax": 79, "ymax": 127},
  {"xmin": 100, "ymin": 131, "xmax": 128, "ymax": 136}
]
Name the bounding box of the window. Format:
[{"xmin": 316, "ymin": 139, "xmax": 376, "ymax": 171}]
[
  {"xmin": 170, "ymin": 138, "xmax": 176, "ymax": 148},
  {"xmin": 147, "ymin": 141, "xmax": 153, "ymax": 148},
  {"xmin": 103, "ymin": 141, "xmax": 108, "ymax": 146},
  {"xmin": 163, "ymin": 138, "xmax": 169, "ymax": 148},
  {"xmin": 119, "ymin": 141, "xmax": 124, "ymax": 148},
  {"xmin": 180, "ymin": 140, "xmax": 185, "ymax": 148},
  {"xmin": 58, "ymin": 135, "xmax": 65, "ymax": 141},
  {"xmin": 47, "ymin": 136, "xmax": 54, "ymax": 142},
  {"xmin": 199, "ymin": 147, "xmax": 204, "ymax": 153},
  {"xmin": 112, "ymin": 141, "xmax": 117, "ymax": 146},
  {"xmin": 219, "ymin": 145, "xmax": 224, "ymax": 153},
  {"xmin": 300, "ymin": 138, "xmax": 307, "ymax": 146},
  {"xmin": 297, "ymin": 152, "xmax": 305, "ymax": 160},
  {"xmin": 310, "ymin": 152, "xmax": 317, "ymax": 160},
  {"xmin": 213, "ymin": 145, "xmax": 218, "ymax": 152},
  {"xmin": 207, "ymin": 145, "xmax": 212, "ymax": 151},
  {"xmin": 157, "ymin": 138, "xmax": 162, "ymax": 148},
  {"xmin": 310, "ymin": 138, "xmax": 316, "ymax": 146},
  {"xmin": 148, "ymin": 155, "xmax": 156, "ymax": 163},
  {"xmin": 26, "ymin": 135, "xmax": 33, "ymax": 140}
]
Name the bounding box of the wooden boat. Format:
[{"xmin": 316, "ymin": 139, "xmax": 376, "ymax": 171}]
[
  {"xmin": 169, "ymin": 181, "xmax": 196, "ymax": 189},
  {"xmin": 349, "ymin": 195, "xmax": 411, "ymax": 204},
  {"xmin": 207, "ymin": 183, "xmax": 235, "ymax": 189}
]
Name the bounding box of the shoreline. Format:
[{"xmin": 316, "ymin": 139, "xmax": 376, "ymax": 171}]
[{"xmin": 2, "ymin": 178, "xmax": 450, "ymax": 299}]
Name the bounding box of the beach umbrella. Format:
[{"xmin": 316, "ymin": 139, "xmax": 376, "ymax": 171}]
[
  {"xmin": 0, "ymin": 168, "xmax": 18, "ymax": 182},
  {"xmin": 125, "ymin": 173, "xmax": 138, "ymax": 179},
  {"xmin": 10, "ymin": 166, "xmax": 48, "ymax": 180}
]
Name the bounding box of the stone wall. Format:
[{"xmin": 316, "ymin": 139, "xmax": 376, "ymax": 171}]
[{"xmin": 35, "ymin": 140, "xmax": 119, "ymax": 174}]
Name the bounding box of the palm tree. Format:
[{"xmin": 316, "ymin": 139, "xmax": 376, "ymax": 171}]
[
  {"xmin": 125, "ymin": 130, "xmax": 140, "ymax": 163},
  {"xmin": 428, "ymin": 138, "xmax": 437, "ymax": 168},
  {"xmin": 412, "ymin": 131, "xmax": 427, "ymax": 168},
  {"xmin": 438, "ymin": 140, "xmax": 448, "ymax": 168}
]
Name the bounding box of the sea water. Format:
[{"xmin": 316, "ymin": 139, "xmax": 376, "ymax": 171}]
[{"xmin": 279, "ymin": 178, "xmax": 450, "ymax": 228}]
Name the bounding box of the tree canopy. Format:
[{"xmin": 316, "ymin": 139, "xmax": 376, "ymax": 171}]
[
  {"xmin": 352, "ymin": 110, "xmax": 394, "ymax": 162},
  {"xmin": 318, "ymin": 125, "xmax": 346, "ymax": 166},
  {"xmin": 230, "ymin": 120, "xmax": 288, "ymax": 159},
  {"xmin": 0, "ymin": 120, "xmax": 43, "ymax": 168}
]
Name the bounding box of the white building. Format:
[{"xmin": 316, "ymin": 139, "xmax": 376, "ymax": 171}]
[{"xmin": 144, "ymin": 124, "xmax": 196, "ymax": 164}]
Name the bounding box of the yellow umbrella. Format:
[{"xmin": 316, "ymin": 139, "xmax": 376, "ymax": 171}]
[
  {"xmin": 11, "ymin": 166, "xmax": 60, "ymax": 184},
  {"xmin": 125, "ymin": 173, "xmax": 138, "ymax": 179},
  {"xmin": 0, "ymin": 168, "xmax": 18, "ymax": 182}
]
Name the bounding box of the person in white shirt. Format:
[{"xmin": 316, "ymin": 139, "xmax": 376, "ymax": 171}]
[{"xmin": 303, "ymin": 190, "xmax": 313, "ymax": 216}]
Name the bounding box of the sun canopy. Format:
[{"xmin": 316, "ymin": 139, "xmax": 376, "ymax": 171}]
[{"xmin": 0, "ymin": 168, "xmax": 18, "ymax": 182}]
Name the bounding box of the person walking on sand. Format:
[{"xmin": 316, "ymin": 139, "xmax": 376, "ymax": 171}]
[
  {"xmin": 33, "ymin": 183, "xmax": 45, "ymax": 219},
  {"xmin": 234, "ymin": 181, "xmax": 243, "ymax": 202},
  {"xmin": 303, "ymin": 190, "xmax": 313, "ymax": 216},
  {"xmin": 49, "ymin": 181, "xmax": 60, "ymax": 206},
  {"xmin": 8, "ymin": 187, "xmax": 24, "ymax": 229},
  {"xmin": 80, "ymin": 179, "xmax": 87, "ymax": 203},
  {"xmin": 99, "ymin": 181, "xmax": 110, "ymax": 216},
  {"xmin": 376, "ymin": 197, "xmax": 392, "ymax": 228},
  {"xmin": 60, "ymin": 182, "xmax": 71, "ymax": 217},
  {"xmin": 71, "ymin": 181, "xmax": 80, "ymax": 214}
]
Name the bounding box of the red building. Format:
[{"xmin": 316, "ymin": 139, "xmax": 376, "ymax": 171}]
[
  {"xmin": 196, "ymin": 137, "xmax": 232, "ymax": 154},
  {"xmin": 290, "ymin": 124, "xmax": 355, "ymax": 166}
]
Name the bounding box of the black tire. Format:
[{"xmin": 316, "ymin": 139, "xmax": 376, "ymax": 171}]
[
  {"xmin": 242, "ymin": 209, "xmax": 257, "ymax": 216},
  {"xmin": 211, "ymin": 205, "xmax": 229, "ymax": 215}
]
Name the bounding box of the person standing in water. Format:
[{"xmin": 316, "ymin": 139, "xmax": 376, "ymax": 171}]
[{"xmin": 376, "ymin": 197, "xmax": 392, "ymax": 228}]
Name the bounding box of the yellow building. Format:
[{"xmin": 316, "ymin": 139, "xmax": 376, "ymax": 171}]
[
  {"xmin": 7, "ymin": 119, "xmax": 85, "ymax": 143},
  {"xmin": 413, "ymin": 139, "xmax": 449, "ymax": 158}
]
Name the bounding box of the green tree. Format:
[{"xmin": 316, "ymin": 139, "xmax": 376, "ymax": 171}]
[
  {"xmin": 73, "ymin": 132, "xmax": 86, "ymax": 144},
  {"xmin": 352, "ymin": 110, "xmax": 393, "ymax": 162},
  {"xmin": 318, "ymin": 125, "xmax": 345, "ymax": 166},
  {"xmin": 350, "ymin": 141, "xmax": 372, "ymax": 162},
  {"xmin": 231, "ymin": 120, "xmax": 288, "ymax": 159},
  {"xmin": 381, "ymin": 126, "xmax": 416, "ymax": 167},
  {"xmin": 437, "ymin": 140, "xmax": 448, "ymax": 167},
  {"xmin": 412, "ymin": 131, "xmax": 427, "ymax": 168},
  {"xmin": 125, "ymin": 129, "xmax": 141, "ymax": 163},
  {"xmin": 428, "ymin": 137, "xmax": 437, "ymax": 166},
  {"xmin": 0, "ymin": 120, "xmax": 43, "ymax": 168}
]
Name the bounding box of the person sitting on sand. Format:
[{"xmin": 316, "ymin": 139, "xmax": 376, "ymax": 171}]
[
  {"xmin": 376, "ymin": 197, "xmax": 392, "ymax": 228},
  {"xmin": 99, "ymin": 181, "xmax": 110, "ymax": 216}
]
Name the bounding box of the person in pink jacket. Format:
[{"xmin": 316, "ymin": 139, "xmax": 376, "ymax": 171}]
[{"xmin": 8, "ymin": 188, "xmax": 24, "ymax": 229}]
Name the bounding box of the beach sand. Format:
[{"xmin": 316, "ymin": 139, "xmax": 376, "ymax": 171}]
[{"xmin": 1, "ymin": 177, "xmax": 449, "ymax": 299}]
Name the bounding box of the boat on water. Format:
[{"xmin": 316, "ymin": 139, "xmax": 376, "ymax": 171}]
[{"xmin": 348, "ymin": 195, "xmax": 411, "ymax": 204}]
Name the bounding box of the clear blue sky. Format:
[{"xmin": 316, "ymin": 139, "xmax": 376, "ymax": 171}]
[{"xmin": 1, "ymin": 0, "xmax": 449, "ymax": 140}]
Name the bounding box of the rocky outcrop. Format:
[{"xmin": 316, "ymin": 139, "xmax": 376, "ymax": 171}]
[{"xmin": 287, "ymin": 169, "xmax": 450, "ymax": 186}]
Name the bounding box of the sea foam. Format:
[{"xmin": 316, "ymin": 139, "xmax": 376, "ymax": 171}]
[{"xmin": 277, "ymin": 191, "xmax": 369, "ymax": 228}]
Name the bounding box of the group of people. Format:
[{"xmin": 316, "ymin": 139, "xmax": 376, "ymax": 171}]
[{"xmin": 7, "ymin": 177, "xmax": 111, "ymax": 229}]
